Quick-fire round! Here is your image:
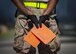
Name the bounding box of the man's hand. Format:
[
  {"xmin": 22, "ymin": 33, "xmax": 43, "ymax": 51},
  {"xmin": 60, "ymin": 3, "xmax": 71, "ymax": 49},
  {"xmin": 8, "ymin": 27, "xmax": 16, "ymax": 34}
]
[
  {"xmin": 11, "ymin": 0, "xmax": 33, "ymax": 15},
  {"xmin": 27, "ymin": 15, "xmax": 39, "ymax": 28},
  {"xmin": 39, "ymin": 0, "xmax": 58, "ymax": 27},
  {"xmin": 39, "ymin": 15, "xmax": 49, "ymax": 27},
  {"xmin": 43, "ymin": 0, "xmax": 58, "ymax": 15}
]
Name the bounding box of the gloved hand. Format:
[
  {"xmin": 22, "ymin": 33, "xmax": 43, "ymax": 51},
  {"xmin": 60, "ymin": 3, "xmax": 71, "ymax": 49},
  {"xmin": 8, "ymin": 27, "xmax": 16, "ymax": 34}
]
[
  {"xmin": 27, "ymin": 15, "xmax": 39, "ymax": 28},
  {"xmin": 39, "ymin": 15, "xmax": 49, "ymax": 27}
]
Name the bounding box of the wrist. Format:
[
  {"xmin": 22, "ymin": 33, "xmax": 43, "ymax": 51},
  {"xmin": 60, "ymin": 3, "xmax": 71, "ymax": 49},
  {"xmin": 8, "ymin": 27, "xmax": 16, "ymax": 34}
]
[
  {"xmin": 42, "ymin": 13, "xmax": 49, "ymax": 15},
  {"xmin": 27, "ymin": 10, "xmax": 34, "ymax": 15},
  {"xmin": 28, "ymin": 12, "xmax": 34, "ymax": 15}
]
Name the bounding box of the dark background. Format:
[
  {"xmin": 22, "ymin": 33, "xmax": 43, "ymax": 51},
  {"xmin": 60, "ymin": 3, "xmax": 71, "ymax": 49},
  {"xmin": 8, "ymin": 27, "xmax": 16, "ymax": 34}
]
[{"xmin": 0, "ymin": 0, "xmax": 76, "ymax": 54}]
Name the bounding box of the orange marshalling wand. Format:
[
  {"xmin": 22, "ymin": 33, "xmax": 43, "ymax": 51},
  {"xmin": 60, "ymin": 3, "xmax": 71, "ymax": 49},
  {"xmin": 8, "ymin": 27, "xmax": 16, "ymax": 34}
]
[{"xmin": 24, "ymin": 24, "xmax": 56, "ymax": 47}]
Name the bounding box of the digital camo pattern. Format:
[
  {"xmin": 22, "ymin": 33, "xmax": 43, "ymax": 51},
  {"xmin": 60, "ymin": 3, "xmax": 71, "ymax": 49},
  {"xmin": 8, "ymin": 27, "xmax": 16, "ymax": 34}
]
[{"xmin": 13, "ymin": 7, "xmax": 61, "ymax": 54}]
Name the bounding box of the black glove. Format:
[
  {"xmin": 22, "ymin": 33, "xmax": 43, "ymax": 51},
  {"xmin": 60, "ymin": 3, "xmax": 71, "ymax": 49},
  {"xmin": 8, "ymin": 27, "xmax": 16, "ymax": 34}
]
[
  {"xmin": 39, "ymin": 15, "xmax": 49, "ymax": 27},
  {"xmin": 27, "ymin": 15, "xmax": 39, "ymax": 28}
]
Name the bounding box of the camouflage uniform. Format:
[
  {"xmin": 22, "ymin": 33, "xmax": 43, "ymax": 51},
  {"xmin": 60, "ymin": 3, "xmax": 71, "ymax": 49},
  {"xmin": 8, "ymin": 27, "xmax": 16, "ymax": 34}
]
[{"xmin": 13, "ymin": 1, "xmax": 61, "ymax": 54}]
